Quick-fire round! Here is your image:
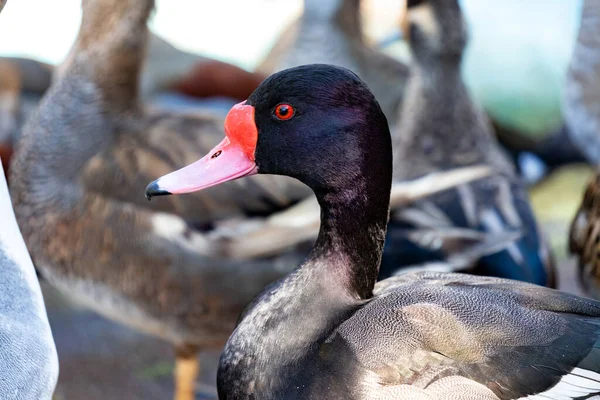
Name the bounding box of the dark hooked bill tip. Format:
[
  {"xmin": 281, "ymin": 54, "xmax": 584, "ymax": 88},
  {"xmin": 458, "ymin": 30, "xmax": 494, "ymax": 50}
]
[{"xmin": 145, "ymin": 180, "xmax": 172, "ymax": 201}]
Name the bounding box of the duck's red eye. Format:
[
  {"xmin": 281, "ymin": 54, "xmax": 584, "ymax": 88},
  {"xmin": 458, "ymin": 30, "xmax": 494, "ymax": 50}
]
[{"xmin": 274, "ymin": 104, "xmax": 294, "ymax": 120}]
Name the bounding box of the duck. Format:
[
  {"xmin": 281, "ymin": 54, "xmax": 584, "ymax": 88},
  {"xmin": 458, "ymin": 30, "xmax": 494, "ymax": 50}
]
[
  {"xmin": 147, "ymin": 63, "xmax": 600, "ymax": 400},
  {"xmin": 9, "ymin": 0, "xmax": 311, "ymax": 399},
  {"xmin": 563, "ymin": 0, "xmax": 600, "ymax": 165},
  {"xmin": 569, "ymin": 171, "xmax": 600, "ymax": 299},
  {"xmin": 0, "ymin": 156, "xmax": 58, "ymax": 397},
  {"xmin": 257, "ymin": 0, "xmax": 409, "ymax": 125},
  {"xmin": 382, "ymin": 0, "xmax": 554, "ymax": 285}
]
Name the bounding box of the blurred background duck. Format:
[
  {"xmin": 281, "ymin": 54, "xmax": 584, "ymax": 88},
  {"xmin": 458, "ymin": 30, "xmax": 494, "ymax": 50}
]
[
  {"xmin": 9, "ymin": 0, "xmax": 311, "ymax": 398},
  {"xmin": 258, "ymin": 0, "xmax": 409, "ymax": 125},
  {"xmin": 382, "ymin": 0, "xmax": 555, "ymax": 285}
]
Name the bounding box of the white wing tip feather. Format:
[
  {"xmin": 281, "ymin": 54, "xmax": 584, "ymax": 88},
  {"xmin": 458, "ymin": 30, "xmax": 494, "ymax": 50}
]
[{"xmin": 521, "ymin": 368, "xmax": 600, "ymax": 400}]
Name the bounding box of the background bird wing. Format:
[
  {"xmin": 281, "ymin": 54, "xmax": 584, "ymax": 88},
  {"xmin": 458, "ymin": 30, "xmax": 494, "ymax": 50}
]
[{"xmin": 381, "ymin": 172, "xmax": 554, "ymax": 287}]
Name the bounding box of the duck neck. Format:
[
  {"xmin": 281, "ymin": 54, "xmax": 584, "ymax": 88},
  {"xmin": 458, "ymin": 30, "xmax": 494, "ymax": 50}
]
[
  {"xmin": 413, "ymin": 57, "xmax": 463, "ymax": 90},
  {"xmin": 219, "ymin": 172, "xmax": 390, "ymax": 396},
  {"xmin": 59, "ymin": 0, "xmax": 153, "ymax": 109},
  {"xmin": 393, "ymin": 58, "xmax": 465, "ymax": 163},
  {"xmin": 310, "ymin": 184, "xmax": 389, "ymax": 299}
]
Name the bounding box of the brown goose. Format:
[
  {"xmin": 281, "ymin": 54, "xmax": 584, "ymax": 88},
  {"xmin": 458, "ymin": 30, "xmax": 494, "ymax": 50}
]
[
  {"xmin": 9, "ymin": 0, "xmax": 310, "ymax": 399},
  {"xmin": 257, "ymin": 0, "xmax": 409, "ymax": 125},
  {"xmin": 147, "ymin": 63, "xmax": 600, "ymax": 400}
]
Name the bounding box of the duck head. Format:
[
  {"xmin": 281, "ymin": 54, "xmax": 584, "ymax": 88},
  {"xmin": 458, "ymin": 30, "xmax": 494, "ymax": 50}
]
[
  {"xmin": 146, "ymin": 64, "xmax": 391, "ymax": 203},
  {"xmin": 401, "ymin": 0, "xmax": 467, "ymax": 64}
]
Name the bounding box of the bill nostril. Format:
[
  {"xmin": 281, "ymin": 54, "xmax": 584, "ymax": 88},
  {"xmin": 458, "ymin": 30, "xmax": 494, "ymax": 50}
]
[{"xmin": 211, "ymin": 150, "xmax": 222, "ymax": 159}]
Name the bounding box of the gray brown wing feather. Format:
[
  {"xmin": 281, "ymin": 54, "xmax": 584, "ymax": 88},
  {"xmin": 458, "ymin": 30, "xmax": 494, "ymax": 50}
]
[{"xmin": 332, "ymin": 272, "xmax": 600, "ymax": 399}]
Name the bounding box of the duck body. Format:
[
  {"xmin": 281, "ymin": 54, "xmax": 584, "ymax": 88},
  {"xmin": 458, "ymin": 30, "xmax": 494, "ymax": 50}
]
[
  {"xmin": 381, "ymin": 0, "xmax": 554, "ymax": 286},
  {"xmin": 220, "ymin": 272, "xmax": 600, "ymax": 400},
  {"xmin": 147, "ymin": 64, "xmax": 600, "ymax": 400}
]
